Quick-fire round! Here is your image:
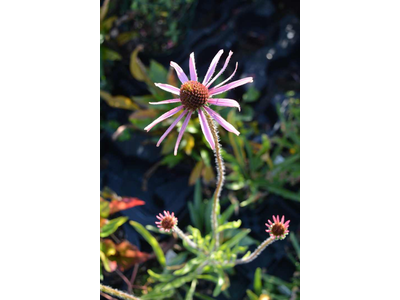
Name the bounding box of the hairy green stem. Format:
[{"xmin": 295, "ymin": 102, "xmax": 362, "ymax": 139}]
[
  {"xmin": 100, "ymin": 284, "xmax": 140, "ymax": 300},
  {"xmin": 174, "ymin": 225, "xmax": 201, "ymax": 250},
  {"xmin": 234, "ymin": 237, "xmax": 276, "ymax": 265},
  {"xmin": 203, "ymin": 109, "xmax": 225, "ymax": 248}
]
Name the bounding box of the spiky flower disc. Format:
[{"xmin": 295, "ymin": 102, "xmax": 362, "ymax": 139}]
[
  {"xmin": 265, "ymin": 215, "xmax": 290, "ymax": 240},
  {"xmin": 180, "ymin": 81, "xmax": 209, "ymax": 110},
  {"xmin": 155, "ymin": 211, "xmax": 178, "ymax": 232}
]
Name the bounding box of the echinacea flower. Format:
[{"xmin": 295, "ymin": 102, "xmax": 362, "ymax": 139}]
[
  {"xmin": 265, "ymin": 215, "xmax": 290, "ymax": 240},
  {"xmin": 144, "ymin": 50, "xmax": 253, "ymax": 155},
  {"xmin": 155, "ymin": 211, "xmax": 178, "ymax": 232}
]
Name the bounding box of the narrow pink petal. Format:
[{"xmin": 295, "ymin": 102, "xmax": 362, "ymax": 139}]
[
  {"xmin": 281, "ymin": 216, "xmax": 285, "ymax": 224},
  {"xmin": 277, "ymin": 216, "xmax": 280, "ymax": 223},
  {"xmin": 156, "ymin": 109, "xmax": 188, "ymax": 147},
  {"xmin": 207, "ymin": 98, "xmax": 241, "ymax": 111},
  {"xmin": 149, "ymin": 99, "xmax": 181, "ymax": 105},
  {"xmin": 209, "ymin": 77, "xmax": 253, "ymax": 96},
  {"xmin": 189, "ymin": 52, "xmax": 197, "ymax": 81},
  {"xmin": 203, "ymin": 50, "xmax": 224, "ymax": 86},
  {"xmin": 285, "ymin": 220, "xmax": 291, "ymax": 226},
  {"xmin": 206, "ymin": 51, "xmax": 233, "ymax": 88},
  {"xmin": 204, "ymin": 107, "xmax": 240, "ymax": 136},
  {"xmin": 266, "ymin": 230, "xmax": 270, "ymax": 232},
  {"xmin": 174, "ymin": 111, "xmax": 193, "ymax": 155},
  {"xmin": 212, "ymin": 62, "xmax": 238, "ymax": 89},
  {"xmin": 170, "ymin": 61, "xmax": 189, "ymax": 84},
  {"xmin": 198, "ymin": 109, "xmax": 215, "ymax": 150},
  {"xmin": 144, "ymin": 105, "xmax": 184, "ymax": 131},
  {"xmin": 273, "ymin": 216, "xmax": 277, "ymax": 223},
  {"xmin": 156, "ymin": 216, "xmax": 162, "ymax": 220},
  {"xmin": 155, "ymin": 221, "xmax": 161, "ymax": 224},
  {"xmin": 268, "ymin": 220, "xmax": 273, "ymax": 225},
  {"xmin": 154, "ymin": 83, "xmax": 180, "ymax": 95}
]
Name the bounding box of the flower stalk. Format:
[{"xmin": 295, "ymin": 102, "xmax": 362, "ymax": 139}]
[
  {"xmin": 234, "ymin": 237, "xmax": 276, "ymax": 265},
  {"xmin": 100, "ymin": 284, "xmax": 140, "ymax": 300},
  {"xmin": 174, "ymin": 226, "xmax": 200, "ymax": 250},
  {"xmin": 203, "ymin": 108, "xmax": 225, "ymax": 248}
]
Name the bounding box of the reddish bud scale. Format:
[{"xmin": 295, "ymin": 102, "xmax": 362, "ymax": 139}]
[{"xmin": 180, "ymin": 81, "xmax": 209, "ymax": 110}]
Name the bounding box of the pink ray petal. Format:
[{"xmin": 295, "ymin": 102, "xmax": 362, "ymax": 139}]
[
  {"xmin": 149, "ymin": 99, "xmax": 181, "ymax": 105},
  {"xmin": 281, "ymin": 215, "xmax": 285, "ymax": 224},
  {"xmin": 273, "ymin": 216, "xmax": 277, "ymax": 223},
  {"xmin": 268, "ymin": 220, "xmax": 273, "ymax": 225},
  {"xmin": 198, "ymin": 109, "xmax": 215, "ymax": 150},
  {"xmin": 204, "ymin": 107, "xmax": 240, "ymax": 136},
  {"xmin": 144, "ymin": 105, "xmax": 184, "ymax": 131},
  {"xmin": 212, "ymin": 62, "xmax": 238, "ymax": 89},
  {"xmin": 206, "ymin": 51, "xmax": 233, "ymax": 88},
  {"xmin": 208, "ymin": 77, "xmax": 253, "ymax": 96},
  {"xmin": 203, "ymin": 50, "xmax": 224, "ymax": 86},
  {"xmin": 277, "ymin": 216, "xmax": 280, "ymax": 223},
  {"xmin": 174, "ymin": 111, "xmax": 193, "ymax": 155},
  {"xmin": 154, "ymin": 83, "xmax": 180, "ymax": 95},
  {"xmin": 285, "ymin": 220, "xmax": 291, "ymax": 226},
  {"xmin": 207, "ymin": 98, "xmax": 241, "ymax": 111},
  {"xmin": 156, "ymin": 216, "xmax": 162, "ymax": 220},
  {"xmin": 156, "ymin": 109, "xmax": 188, "ymax": 147},
  {"xmin": 170, "ymin": 61, "xmax": 189, "ymax": 84},
  {"xmin": 189, "ymin": 52, "xmax": 197, "ymax": 81}
]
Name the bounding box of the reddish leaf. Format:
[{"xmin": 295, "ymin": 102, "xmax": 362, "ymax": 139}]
[
  {"xmin": 109, "ymin": 197, "xmax": 145, "ymax": 215},
  {"xmin": 109, "ymin": 240, "xmax": 150, "ymax": 271}
]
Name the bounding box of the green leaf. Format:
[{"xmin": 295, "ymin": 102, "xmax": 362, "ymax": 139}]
[
  {"xmin": 149, "ymin": 60, "xmax": 168, "ymax": 84},
  {"xmin": 141, "ymin": 289, "xmax": 175, "ymax": 300},
  {"xmin": 185, "ymin": 280, "xmax": 197, "ymax": 300},
  {"xmin": 130, "ymin": 221, "xmax": 166, "ymax": 266},
  {"xmin": 243, "ymin": 87, "xmax": 260, "ymax": 103},
  {"xmin": 217, "ymin": 220, "xmax": 242, "ymax": 232},
  {"xmin": 100, "ymin": 216, "xmax": 128, "ymax": 237},
  {"xmin": 161, "ymin": 274, "xmax": 195, "ymax": 291},
  {"xmin": 100, "ymin": 200, "xmax": 110, "ymax": 218},
  {"xmin": 246, "ymin": 289, "xmax": 259, "ymax": 300},
  {"xmin": 220, "ymin": 229, "xmax": 251, "ymax": 250},
  {"xmin": 102, "ymin": 47, "xmax": 122, "ymax": 61},
  {"xmin": 147, "ymin": 269, "xmax": 175, "ymax": 282},
  {"xmin": 267, "ymin": 185, "xmax": 300, "ymax": 202},
  {"xmin": 212, "ymin": 271, "xmax": 225, "ymax": 297},
  {"xmin": 173, "ymin": 257, "xmax": 202, "ymax": 276},
  {"xmin": 219, "ymin": 203, "xmax": 237, "ymax": 224},
  {"xmin": 254, "ymin": 267, "xmax": 262, "ymax": 296},
  {"xmin": 290, "ymin": 233, "xmax": 300, "ymax": 258}
]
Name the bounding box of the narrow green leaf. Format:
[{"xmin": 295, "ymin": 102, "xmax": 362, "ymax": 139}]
[
  {"xmin": 246, "ymin": 289, "xmax": 259, "ymax": 300},
  {"xmin": 185, "ymin": 280, "xmax": 197, "ymax": 300},
  {"xmin": 254, "ymin": 267, "xmax": 262, "ymax": 296},
  {"xmin": 217, "ymin": 220, "xmax": 242, "ymax": 232},
  {"xmin": 130, "ymin": 221, "xmax": 166, "ymax": 266},
  {"xmin": 212, "ymin": 271, "xmax": 225, "ymax": 297},
  {"xmin": 100, "ymin": 216, "xmax": 128, "ymax": 237}
]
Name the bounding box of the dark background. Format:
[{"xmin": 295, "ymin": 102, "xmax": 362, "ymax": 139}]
[{"xmin": 100, "ymin": 0, "xmax": 299, "ymax": 298}]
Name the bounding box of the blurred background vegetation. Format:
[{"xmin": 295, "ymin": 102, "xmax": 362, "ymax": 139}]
[{"xmin": 100, "ymin": 0, "xmax": 299, "ymax": 299}]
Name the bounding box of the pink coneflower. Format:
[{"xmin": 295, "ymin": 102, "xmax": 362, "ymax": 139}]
[
  {"xmin": 265, "ymin": 215, "xmax": 290, "ymax": 240},
  {"xmin": 155, "ymin": 211, "xmax": 178, "ymax": 232},
  {"xmin": 144, "ymin": 50, "xmax": 253, "ymax": 155}
]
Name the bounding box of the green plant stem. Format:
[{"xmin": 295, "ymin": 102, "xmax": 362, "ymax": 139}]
[
  {"xmin": 203, "ymin": 109, "xmax": 225, "ymax": 249},
  {"xmin": 174, "ymin": 226, "xmax": 201, "ymax": 250},
  {"xmin": 100, "ymin": 284, "xmax": 140, "ymax": 300},
  {"xmin": 234, "ymin": 237, "xmax": 276, "ymax": 265}
]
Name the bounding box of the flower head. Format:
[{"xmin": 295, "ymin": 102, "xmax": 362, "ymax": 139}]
[
  {"xmin": 155, "ymin": 211, "xmax": 178, "ymax": 232},
  {"xmin": 145, "ymin": 50, "xmax": 253, "ymax": 155},
  {"xmin": 265, "ymin": 215, "xmax": 290, "ymax": 240}
]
